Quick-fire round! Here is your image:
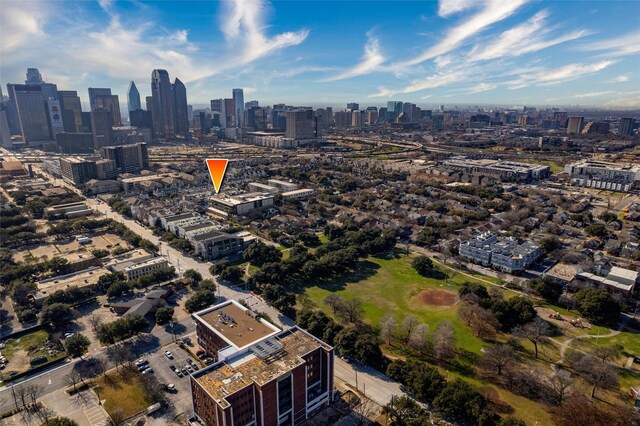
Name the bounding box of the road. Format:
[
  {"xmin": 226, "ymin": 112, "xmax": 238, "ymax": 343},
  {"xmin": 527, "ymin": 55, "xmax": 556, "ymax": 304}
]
[{"xmin": 334, "ymin": 358, "xmax": 404, "ymax": 406}]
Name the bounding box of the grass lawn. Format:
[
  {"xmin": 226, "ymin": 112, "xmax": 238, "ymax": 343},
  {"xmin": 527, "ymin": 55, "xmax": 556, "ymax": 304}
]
[
  {"xmin": 2, "ymin": 330, "xmax": 50, "ymax": 359},
  {"xmin": 584, "ymin": 331, "xmax": 640, "ymax": 357},
  {"xmin": 301, "ymin": 252, "xmax": 498, "ymax": 354},
  {"xmin": 95, "ymin": 373, "xmax": 152, "ymax": 419}
]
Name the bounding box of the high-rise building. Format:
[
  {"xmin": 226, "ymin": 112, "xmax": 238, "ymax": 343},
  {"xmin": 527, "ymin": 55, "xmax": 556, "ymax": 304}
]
[
  {"xmin": 101, "ymin": 142, "xmax": 149, "ymax": 173},
  {"xmin": 25, "ymin": 68, "xmax": 44, "ymax": 85},
  {"xmin": 619, "ymin": 117, "xmax": 636, "ymax": 136},
  {"xmin": 127, "ymin": 81, "xmax": 141, "ymax": 112},
  {"xmin": 60, "ymin": 157, "xmax": 97, "ymax": 184},
  {"xmin": 347, "ymin": 102, "xmax": 359, "ymax": 110},
  {"xmin": 88, "ymin": 88, "xmax": 121, "ymax": 126},
  {"xmin": 151, "ymin": 69, "xmax": 175, "ymax": 140},
  {"xmin": 0, "ymin": 86, "xmax": 10, "ymax": 148},
  {"xmin": 46, "ymin": 99, "xmax": 64, "ymax": 137},
  {"xmin": 286, "ymin": 109, "xmax": 315, "ymax": 139},
  {"xmin": 8, "ymin": 84, "xmax": 51, "ymax": 142},
  {"xmin": 172, "ymin": 78, "xmax": 189, "ymax": 136},
  {"xmin": 432, "ymin": 114, "xmax": 444, "ymax": 131},
  {"xmin": 351, "ymin": 110, "xmax": 365, "ymax": 128},
  {"xmin": 25, "ymin": 68, "xmax": 57, "ymax": 100},
  {"xmin": 58, "ymin": 91, "xmax": 83, "ymax": 133},
  {"xmin": 190, "ymin": 300, "xmax": 334, "ymax": 426},
  {"xmin": 582, "ymin": 121, "xmax": 610, "ymax": 134},
  {"xmin": 224, "ymin": 98, "xmax": 236, "ymax": 128},
  {"xmin": 90, "ymin": 109, "xmax": 114, "ymax": 148},
  {"xmin": 271, "ymin": 104, "xmax": 287, "ymax": 130},
  {"xmin": 246, "ymin": 106, "xmax": 267, "ymax": 131},
  {"xmin": 55, "ymin": 133, "xmax": 94, "ymax": 154},
  {"xmin": 366, "ymin": 107, "xmax": 378, "ymax": 125},
  {"xmin": 566, "ymin": 116, "xmax": 584, "ymax": 135},
  {"xmin": 334, "ymin": 111, "xmax": 352, "ymax": 129},
  {"xmin": 232, "ymin": 88, "xmax": 244, "ymax": 127},
  {"xmin": 245, "ymin": 100, "xmax": 259, "ymax": 109},
  {"xmin": 387, "ymin": 101, "xmax": 403, "ymax": 121},
  {"xmin": 130, "ymin": 109, "xmax": 152, "ymax": 128},
  {"xmin": 145, "ymin": 96, "xmax": 153, "ymax": 113}
]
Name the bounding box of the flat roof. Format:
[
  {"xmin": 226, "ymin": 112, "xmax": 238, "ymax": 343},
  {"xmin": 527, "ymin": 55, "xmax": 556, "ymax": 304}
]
[
  {"xmin": 194, "ymin": 300, "xmax": 280, "ymax": 349},
  {"xmin": 36, "ymin": 266, "xmax": 109, "ymax": 294},
  {"xmin": 282, "ymin": 188, "xmax": 314, "ymax": 196},
  {"xmin": 194, "ymin": 327, "xmax": 329, "ymax": 408}
]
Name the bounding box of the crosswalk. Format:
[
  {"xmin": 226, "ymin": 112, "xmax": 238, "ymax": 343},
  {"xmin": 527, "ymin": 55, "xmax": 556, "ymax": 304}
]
[{"xmin": 83, "ymin": 404, "xmax": 111, "ymax": 426}]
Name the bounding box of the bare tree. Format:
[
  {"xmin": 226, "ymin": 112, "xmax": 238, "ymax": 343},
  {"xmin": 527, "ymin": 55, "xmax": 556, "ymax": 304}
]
[
  {"xmin": 574, "ymin": 354, "xmax": 619, "ymax": 398},
  {"xmin": 433, "ymin": 320, "xmax": 456, "ymax": 362},
  {"xmin": 109, "ymin": 408, "xmax": 126, "ymax": 426},
  {"xmin": 87, "ymin": 314, "xmax": 103, "ymax": 334},
  {"xmin": 479, "ymin": 344, "xmax": 515, "ymax": 376},
  {"xmin": 338, "ymin": 298, "xmax": 364, "ymax": 324},
  {"xmin": 458, "ymin": 303, "xmax": 499, "ymax": 340},
  {"xmin": 65, "ymin": 370, "xmax": 83, "ymax": 393},
  {"xmin": 379, "ymin": 313, "xmax": 397, "ymax": 345},
  {"xmin": 25, "ymin": 383, "xmax": 44, "ymax": 408},
  {"xmin": 400, "ymin": 315, "xmax": 417, "ymax": 343},
  {"xmin": 548, "ymin": 369, "xmax": 572, "ymax": 405},
  {"xmin": 324, "ymin": 294, "xmax": 343, "ymax": 315},
  {"xmin": 514, "ymin": 317, "xmax": 552, "ymax": 358},
  {"xmin": 591, "ymin": 344, "xmax": 623, "ymax": 364},
  {"xmin": 408, "ymin": 323, "xmax": 430, "ymax": 353},
  {"xmin": 14, "ymin": 385, "xmax": 29, "ymax": 411}
]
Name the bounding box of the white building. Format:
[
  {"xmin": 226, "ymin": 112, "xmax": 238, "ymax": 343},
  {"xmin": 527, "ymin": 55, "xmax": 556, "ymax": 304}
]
[
  {"xmin": 564, "ymin": 159, "xmax": 640, "ymax": 192},
  {"xmin": 459, "ymin": 232, "xmax": 542, "ymax": 274}
]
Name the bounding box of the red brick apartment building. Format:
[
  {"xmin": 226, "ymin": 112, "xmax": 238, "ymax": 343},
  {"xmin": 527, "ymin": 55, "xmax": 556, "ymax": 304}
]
[{"xmin": 190, "ymin": 300, "xmax": 335, "ymax": 426}]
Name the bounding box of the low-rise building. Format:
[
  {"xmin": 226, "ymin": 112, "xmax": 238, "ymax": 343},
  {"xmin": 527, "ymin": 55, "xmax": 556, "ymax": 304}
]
[
  {"xmin": 208, "ymin": 193, "xmax": 274, "ymax": 217},
  {"xmin": 248, "ymin": 182, "xmax": 279, "ymax": 194},
  {"xmin": 191, "ymin": 231, "xmax": 243, "ymax": 260},
  {"xmin": 110, "ymin": 256, "xmax": 169, "ymax": 281},
  {"xmin": 564, "ymin": 159, "xmax": 640, "ymax": 192},
  {"xmin": 85, "ymin": 179, "xmax": 121, "ymax": 194},
  {"xmin": 33, "ymin": 266, "xmax": 109, "ymax": 305},
  {"xmin": 281, "ymin": 188, "xmax": 315, "ymax": 200},
  {"xmin": 267, "ymin": 179, "xmax": 298, "ymax": 192},
  {"xmin": 191, "ymin": 300, "xmax": 334, "ymax": 426},
  {"xmin": 441, "ymin": 157, "xmax": 551, "ymax": 183},
  {"xmin": 459, "ymin": 232, "xmax": 542, "ymax": 273},
  {"xmin": 575, "ymin": 266, "xmax": 638, "ymax": 297},
  {"xmin": 44, "ymin": 202, "xmax": 92, "ymax": 219}
]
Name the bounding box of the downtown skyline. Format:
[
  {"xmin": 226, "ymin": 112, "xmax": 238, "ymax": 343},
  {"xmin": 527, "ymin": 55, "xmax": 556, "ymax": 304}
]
[{"xmin": 1, "ymin": 0, "xmax": 639, "ymax": 109}]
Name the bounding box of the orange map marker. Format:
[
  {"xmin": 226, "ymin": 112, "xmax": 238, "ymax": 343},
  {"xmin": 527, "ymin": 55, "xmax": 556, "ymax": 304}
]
[{"xmin": 206, "ymin": 159, "xmax": 229, "ymax": 194}]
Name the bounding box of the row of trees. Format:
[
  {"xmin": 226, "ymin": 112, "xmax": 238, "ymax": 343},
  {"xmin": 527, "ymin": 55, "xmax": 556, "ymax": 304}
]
[
  {"xmin": 96, "ymin": 267, "xmax": 176, "ymax": 298},
  {"xmin": 95, "ymin": 315, "xmax": 147, "ymax": 345}
]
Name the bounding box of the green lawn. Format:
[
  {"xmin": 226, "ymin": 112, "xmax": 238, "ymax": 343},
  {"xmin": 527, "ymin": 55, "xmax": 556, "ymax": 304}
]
[
  {"xmin": 302, "ymin": 252, "xmax": 495, "ymax": 354},
  {"xmin": 585, "ymin": 331, "xmax": 640, "ymax": 357},
  {"xmin": 95, "ymin": 373, "xmax": 152, "ymax": 419},
  {"xmin": 1, "ymin": 330, "xmax": 50, "ymax": 359}
]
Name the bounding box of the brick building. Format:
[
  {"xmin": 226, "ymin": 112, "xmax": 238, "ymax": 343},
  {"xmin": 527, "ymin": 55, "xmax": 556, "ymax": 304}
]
[{"xmin": 190, "ymin": 301, "xmax": 335, "ymax": 426}]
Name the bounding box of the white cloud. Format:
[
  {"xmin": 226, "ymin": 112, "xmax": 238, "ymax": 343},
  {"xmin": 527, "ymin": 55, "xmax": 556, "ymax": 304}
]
[
  {"xmin": 611, "ymin": 74, "xmax": 630, "ymax": 83},
  {"xmin": 581, "ymin": 30, "xmax": 640, "ymax": 57},
  {"xmin": 507, "ymin": 60, "xmax": 614, "ymax": 89},
  {"xmin": 369, "ymin": 69, "xmax": 469, "ymax": 98},
  {"xmin": 438, "ymin": 0, "xmax": 479, "ymax": 17},
  {"xmin": 468, "ymin": 10, "xmax": 588, "ymax": 62},
  {"xmin": 396, "ymin": 0, "xmax": 528, "ymax": 67},
  {"xmin": 220, "ymin": 0, "xmax": 309, "ymax": 65},
  {"xmin": 573, "ymin": 91, "xmax": 614, "ymax": 98},
  {"xmin": 466, "ymin": 83, "xmax": 497, "ymax": 94},
  {"xmin": 324, "ymin": 32, "xmax": 385, "ymax": 81},
  {"xmin": 0, "ymin": 1, "xmax": 48, "ymax": 54},
  {"xmin": 603, "ymin": 95, "xmax": 640, "ymax": 109}
]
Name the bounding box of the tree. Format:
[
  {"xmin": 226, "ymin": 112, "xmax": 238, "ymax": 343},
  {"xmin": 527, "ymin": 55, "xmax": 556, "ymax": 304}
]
[
  {"xmin": 490, "ymin": 297, "xmax": 536, "ymax": 331},
  {"xmin": 381, "ymin": 395, "xmax": 426, "ymax": 426},
  {"xmin": 598, "ymin": 211, "xmax": 617, "ymax": 224},
  {"xmin": 573, "ymin": 354, "xmax": 619, "ymax": 398},
  {"xmin": 65, "ymin": 333, "xmax": 90, "ymax": 358},
  {"xmin": 513, "ymin": 317, "xmax": 552, "ymax": 358},
  {"xmin": 87, "ymin": 314, "xmax": 102, "ymax": 334},
  {"xmin": 591, "ymin": 344, "xmax": 623, "ymax": 364},
  {"xmin": 479, "ymin": 344, "xmax": 515, "ymax": 376},
  {"xmin": 408, "ymin": 323, "xmax": 430, "ymax": 353},
  {"xmin": 209, "ymin": 260, "xmax": 231, "ymax": 275},
  {"xmin": 243, "ymin": 241, "xmax": 282, "ymax": 266},
  {"xmin": 400, "ymin": 315, "xmax": 417, "ymax": 343},
  {"xmin": 573, "ymin": 289, "xmax": 621, "ymax": 324},
  {"xmin": 458, "ymin": 303, "xmax": 499, "ymax": 340},
  {"xmin": 458, "ymin": 282, "xmax": 490, "ymax": 304},
  {"xmin": 498, "ymin": 418, "xmax": 526, "ymax": 426},
  {"xmin": 324, "ymin": 294, "xmax": 343, "ymax": 314},
  {"xmin": 183, "ymin": 269, "xmax": 202, "ymax": 285},
  {"xmin": 539, "ymin": 236, "xmax": 562, "ymax": 254},
  {"xmin": 64, "ymin": 370, "xmax": 83, "ymax": 393},
  {"xmin": 432, "ymin": 379, "xmax": 494, "ymax": 424},
  {"xmin": 584, "ymin": 223, "xmax": 607, "ymax": 238},
  {"xmin": 40, "ymin": 303, "xmax": 73, "ymax": 329},
  {"xmin": 548, "ymin": 369, "xmax": 572, "ymax": 405},
  {"xmin": 155, "ymin": 306, "xmax": 174, "ymax": 325},
  {"xmin": 219, "ymin": 266, "xmax": 244, "ymax": 284},
  {"xmin": 553, "ymin": 393, "xmax": 638, "ymax": 426},
  {"xmin": 379, "ymin": 313, "xmax": 397, "ymax": 345},
  {"xmin": 106, "ymin": 281, "xmax": 131, "ymax": 298},
  {"xmin": 529, "ymin": 277, "xmax": 563, "ymax": 304},
  {"xmin": 45, "ymin": 418, "xmax": 79, "ymax": 426},
  {"xmin": 433, "ymin": 320, "xmax": 456, "ymax": 362},
  {"xmin": 185, "ymin": 290, "xmax": 217, "ymax": 313},
  {"xmin": 336, "ymin": 298, "xmax": 364, "ymax": 324},
  {"xmin": 411, "ymin": 255, "xmax": 435, "ymax": 277},
  {"xmin": 334, "ymin": 327, "xmax": 384, "ymax": 369}
]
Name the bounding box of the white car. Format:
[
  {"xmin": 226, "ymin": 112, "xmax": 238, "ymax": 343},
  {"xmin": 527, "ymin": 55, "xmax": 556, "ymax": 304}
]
[
  {"xmin": 164, "ymin": 351, "xmax": 173, "ymax": 360},
  {"xmin": 135, "ymin": 358, "xmax": 147, "ymax": 367},
  {"xmin": 142, "ymin": 367, "xmax": 154, "ymax": 374}
]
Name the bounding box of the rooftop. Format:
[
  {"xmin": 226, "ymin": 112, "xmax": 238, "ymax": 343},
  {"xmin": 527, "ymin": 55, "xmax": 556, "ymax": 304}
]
[
  {"xmin": 194, "ymin": 300, "xmax": 280, "ymax": 349},
  {"xmin": 194, "ymin": 327, "xmax": 329, "ymax": 408},
  {"xmin": 36, "ymin": 266, "xmax": 109, "ymax": 295}
]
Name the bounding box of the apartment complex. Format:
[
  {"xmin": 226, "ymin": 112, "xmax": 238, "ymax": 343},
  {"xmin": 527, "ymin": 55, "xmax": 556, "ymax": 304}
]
[
  {"xmin": 564, "ymin": 159, "xmax": 640, "ymax": 192},
  {"xmin": 441, "ymin": 157, "xmax": 551, "ymax": 183},
  {"xmin": 191, "ymin": 301, "xmax": 334, "ymax": 426},
  {"xmin": 459, "ymin": 232, "xmax": 542, "ymax": 273},
  {"xmin": 208, "ymin": 193, "xmax": 274, "ymax": 216}
]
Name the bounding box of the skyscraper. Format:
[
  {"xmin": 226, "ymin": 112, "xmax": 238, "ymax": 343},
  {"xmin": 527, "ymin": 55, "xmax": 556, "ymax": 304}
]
[
  {"xmin": 8, "ymin": 84, "xmax": 51, "ymax": 142},
  {"xmin": 150, "ymin": 69, "xmax": 175, "ymax": 140},
  {"xmin": 232, "ymin": 88, "xmax": 244, "ymax": 127},
  {"xmin": 46, "ymin": 99, "xmax": 64, "ymax": 137},
  {"xmin": 24, "ymin": 68, "xmax": 57, "ymax": 100},
  {"xmin": 245, "ymin": 100, "xmax": 259, "ymax": 109},
  {"xmin": 172, "ymin": 78, "xmax": 189, "ymax": 136},
  {"xmin": 347, "ymin": 102, "xmax": 359, "ymax": 110},
  {"xmin": 224, "ymin": 98, "xmax": 235, "ymax": 128},
  {"xmin": 566, "ymin": 116, "xmax": 584, "ymax": 135},
  {"xmin": 88, "ymin": 88, "xmax": 121, "ymax": 126},
  {"xmin": 58, "ymin": 91, "xmax": 83, "ymax": 132},
  {"xmin": 90, "ymin": 109, "xmax": 114, "ymax": 148},
  {"xmin": 0, "ymin": 86, "xmax": 10, "ymax": 148},
  {"xmin": 286, "ymin": 109, "xmax": 315, "ymax": 139},
  {"xmin": 619, "ymin": 118, "xmax": 636, "ymax": 136},
  {"xmin": 25, "ymin": 68, "xmax": 44, "ymax": 85},
  {"xmin": 127, "ymin": 81, "xmax": 141, "ymax": 112},
  {"xmin": 386, "ymin": 101, "xmax": 403, "ymax": 121}
]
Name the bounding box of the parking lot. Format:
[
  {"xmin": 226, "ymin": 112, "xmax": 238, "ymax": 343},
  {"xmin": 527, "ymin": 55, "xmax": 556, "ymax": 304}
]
[{"xmin": 138, "ymin": 341, "xmax": 199, "ymax": 420}]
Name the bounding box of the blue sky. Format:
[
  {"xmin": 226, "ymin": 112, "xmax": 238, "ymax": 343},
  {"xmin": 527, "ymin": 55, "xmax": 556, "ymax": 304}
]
[{"xmin": 1, "ymin": 0, "xmax": 639, "ymax": 109}]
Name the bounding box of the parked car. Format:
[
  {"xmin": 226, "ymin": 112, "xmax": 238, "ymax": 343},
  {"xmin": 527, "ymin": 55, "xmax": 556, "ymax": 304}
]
[
  {"xmin": 135, "ymin": 358, "xmax": 147, "ymax": 367},
  {"xmin": 142, "ymin": 368, "xmax": 154, "ymax": 374},
  {"xmin": 164, "ymin": 351, "xmax": 174, "ymax": 360}
]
